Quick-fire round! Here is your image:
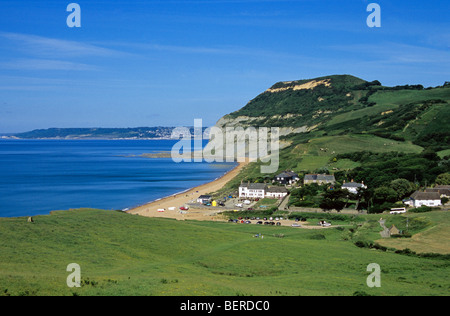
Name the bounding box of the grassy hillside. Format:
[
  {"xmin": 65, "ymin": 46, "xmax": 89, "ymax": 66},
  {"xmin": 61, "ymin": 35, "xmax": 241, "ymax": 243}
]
[
  {"xmin": 0, "ymin": 209, "xmax": 449, "ymax": 296},
  {"xmin": 225, "ymin": 75, "xmax": 375, "ymax": 128},
  {"xmin": 377, "ymin": 211, "xmax": 450, "ymax": 255},
  {"xmin": 224, "ymin": 75, "xmax": 449, "ymax": 150}
]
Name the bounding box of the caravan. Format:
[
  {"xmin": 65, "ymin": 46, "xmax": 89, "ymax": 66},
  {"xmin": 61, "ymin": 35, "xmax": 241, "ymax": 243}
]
[{"xmin": 390, "ymin": 208, "xmax": 406, "ymax": 214}]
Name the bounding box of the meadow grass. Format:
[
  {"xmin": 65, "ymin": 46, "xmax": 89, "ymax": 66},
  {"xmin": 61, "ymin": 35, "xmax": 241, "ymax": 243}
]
[
  {"xmin": 326, "ymin": 103, "xmax": 399, "ymax": 127},
  {"xmin": 289, "ymin": 134, "xmax": 422, "ymax": 172},
  {"xmin": 0, "ymin": 209, "xmax": 449, "ymax": 296},
  {"xmin": 369, "ymin": 88, "xmax": 450, "ymax": 107},
  {"xmin": 438, "ymin": 149, "xmax": 450, "ymax": 158}
]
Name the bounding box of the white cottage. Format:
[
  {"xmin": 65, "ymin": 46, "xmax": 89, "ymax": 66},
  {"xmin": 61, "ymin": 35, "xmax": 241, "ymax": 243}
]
[
  {"xmin": 239, "ymin": 183, "xmax": 266, "ymax": 199},
  {"xmin": 265, "ymin": 186, "xmax": 289, "ymax": 199},
  {"xmin": 409, "ymin": 191, "xmax": 442, "ymax": 208},
  {"xmin": 342, "ymin": 181, "xmax": 367, "ymax": 194}
]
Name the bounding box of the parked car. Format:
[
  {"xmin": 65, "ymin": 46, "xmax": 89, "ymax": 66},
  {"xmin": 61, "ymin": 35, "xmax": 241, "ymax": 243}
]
[
  {"xmin": 179, "ymin": 206, "xmax": 189, "ymax": 210},
  {"xmin": 292, "ymin": 223, "xmax": 301, "ymax": 227}
]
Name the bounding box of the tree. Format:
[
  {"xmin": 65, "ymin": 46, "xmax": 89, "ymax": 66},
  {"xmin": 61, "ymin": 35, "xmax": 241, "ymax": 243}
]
[
  {"xmin": 435, "ymin": 173, "xmax": 450, "ymax": 185},
  {"xmin": 421, "ymin": 148, "xmax": 440, "ymax": 161},
  {"xmin": 373, "ymin": 186, "xmax": 398, "ymax": 204},
  {"xmin": 291, "ymin": 183, "xmax": 320, "ymax": 200},
  {"xmin": 355, "ymin": 187, "xmax": 374, "ymax": 211},
  {"xmin": 389, "ymin": 179, "xmax": 415, "ymax": 200},
  {"xmin": 319, "ymin": 189, "xmax": 348, "ymax": 212}
]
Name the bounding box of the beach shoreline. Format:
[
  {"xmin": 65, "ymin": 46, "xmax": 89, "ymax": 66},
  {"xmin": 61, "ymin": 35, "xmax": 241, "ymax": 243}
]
[{"xmin": 126, "ymin": 161, "xmax": 248, "ymax": 221}]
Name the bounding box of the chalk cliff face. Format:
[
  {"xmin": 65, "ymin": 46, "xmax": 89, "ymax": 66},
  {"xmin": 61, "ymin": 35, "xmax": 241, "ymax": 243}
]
[{"xmin": 214, "ymin": 115, "xmax": 309, "ymax": 138}]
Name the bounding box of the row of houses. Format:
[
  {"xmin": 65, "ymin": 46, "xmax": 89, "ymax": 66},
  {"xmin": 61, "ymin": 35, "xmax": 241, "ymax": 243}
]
[
  {"xmin": 274, "ymin": 171, "xmax": 367, "ymax": 194},
  {"xmin": 404, "ymin": 185, "xmax": 449, "ymax": 208},
  {"xmin": 264, "ymin": 169, "xmax": 448, "ymax": 208},
  {"xmin": 274, "ymin": 171, "xmax": 336, "ymax": 185},
  {"xmin": 239, "ymin": 182, "xmax": 289, "ymax": 199}
]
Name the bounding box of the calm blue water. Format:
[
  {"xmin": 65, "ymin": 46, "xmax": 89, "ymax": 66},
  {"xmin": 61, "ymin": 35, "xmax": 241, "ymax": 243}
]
[{"xmin": 0, "ymin": 139, "xmax": 236, "ymax": 218}]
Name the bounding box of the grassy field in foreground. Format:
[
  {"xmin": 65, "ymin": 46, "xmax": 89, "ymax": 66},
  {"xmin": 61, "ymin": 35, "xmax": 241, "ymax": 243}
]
[{"xmin": 0, "ymin": 209, "xmax": 449, "ymax": 296}]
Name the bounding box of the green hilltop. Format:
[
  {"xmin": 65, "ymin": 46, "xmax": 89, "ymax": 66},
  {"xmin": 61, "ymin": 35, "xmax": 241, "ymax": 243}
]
[{"xmin": 220, "ymin": 74, "xmax": 449, "ymax": 149}]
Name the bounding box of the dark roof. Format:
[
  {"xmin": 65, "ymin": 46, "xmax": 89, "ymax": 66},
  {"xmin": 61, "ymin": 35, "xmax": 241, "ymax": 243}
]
[
  {"xmin": 304, "ymin": 174, "xmax": 335, "ymax": 181},
  {"xmin": 426, "ymin": 188, "xmax": 450, "ymax": 195},
  {"xmin": 198, "ymin": 195, "xmax": 212, "ymax": 199},
  {"xmin": 266, "ymin": 186, "xmax": 288, "ymax": 193},
  {"xmin": 411, "ymin": 191, "xmax": 441, "ymax": 200},
  {"xmin": 239, "ymin": 183, "xmax": 267, "ymax": 190},
  {"xmin": 342, "ymin": 182, "xmax": 365, "ymax": 188},
  {"xmin": 275, "ymin": 171, "xmax": 299, "ymax": 178}
]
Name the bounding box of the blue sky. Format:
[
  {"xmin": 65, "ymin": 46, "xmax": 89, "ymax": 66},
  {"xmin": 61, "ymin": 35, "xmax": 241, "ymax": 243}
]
[{"xmin": 0, "ymin": 0, "xmax": 449, "ymax": 133}]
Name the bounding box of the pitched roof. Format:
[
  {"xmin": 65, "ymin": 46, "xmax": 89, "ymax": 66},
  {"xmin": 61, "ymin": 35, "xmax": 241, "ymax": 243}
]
[
  {"xmin": 266, "ymin": 186, "xmax": 288, "ymax": 193},
  {"xmin": 342, "ymin": 182, "xmax": 365, "ymax": 188},
  {"xmin": 426, "ymin": 187, "xmax": 450, "ymax": 196},
  {"xmin": 239, "ymin": 183, "xmax": 267, "ymax": 190},
  {"xmin": 275, "ymin": 171, "xmax": 299, "ymax": 178},
  {"xmin": 411, "ymin": 191, "xmax": 441, "ymax": 201},
  {"xmin": 304, "ymin": 174, "xmax": 335, "ymax": 181}
]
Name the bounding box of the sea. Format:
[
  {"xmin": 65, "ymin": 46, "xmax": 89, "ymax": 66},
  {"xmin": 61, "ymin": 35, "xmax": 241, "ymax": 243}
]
[{"xmin": 0, "ymin": 139, "xmax": 236, "ymax": 218}]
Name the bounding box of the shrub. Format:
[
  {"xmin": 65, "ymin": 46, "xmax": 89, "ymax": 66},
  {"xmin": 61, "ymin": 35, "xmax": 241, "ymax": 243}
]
[
  {"xmin": 394, "ymin": 248, "xmax": 416, "ymax": 256},
  {"xmin": 409, "ymin": 206, "xmax": 433, "ymax": 213},
  {"xmin": 391, "ymin": 233, "xmax": 412, "ymax": 238},
  {"xmin": 354, "ymin": 240, "xmax": 368, "ymax": 248},
  {"xmin": 310, "ymin": 234, "xmax": 326, "ymax": 240}
]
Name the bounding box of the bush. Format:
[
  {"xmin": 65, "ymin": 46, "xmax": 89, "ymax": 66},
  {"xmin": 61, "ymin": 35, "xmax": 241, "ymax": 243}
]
[
  {"xmin": 394, "ymin": 248, "xmax": 416, "ymax": 256},
  {"xmin": 409, "ymin": 206, "xmax": 433, "ymax": 213},
  {"xmin": 354, "ymin": 241, "xmax": 387, "ymax": 251},
  {"xmin": 310, "ymin": 234, "xmax": 326, "ymax": 240},
  {"xmin": 354, "ymin": 240, "xmax": 368, "ymax": 248},
  {"xmin": 288, "ymin": 212, "xmax": 359, "ymax": 222},
  {"xmin": 391, "ymin": 233, "xmax": 412, "ymax": 238}
]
